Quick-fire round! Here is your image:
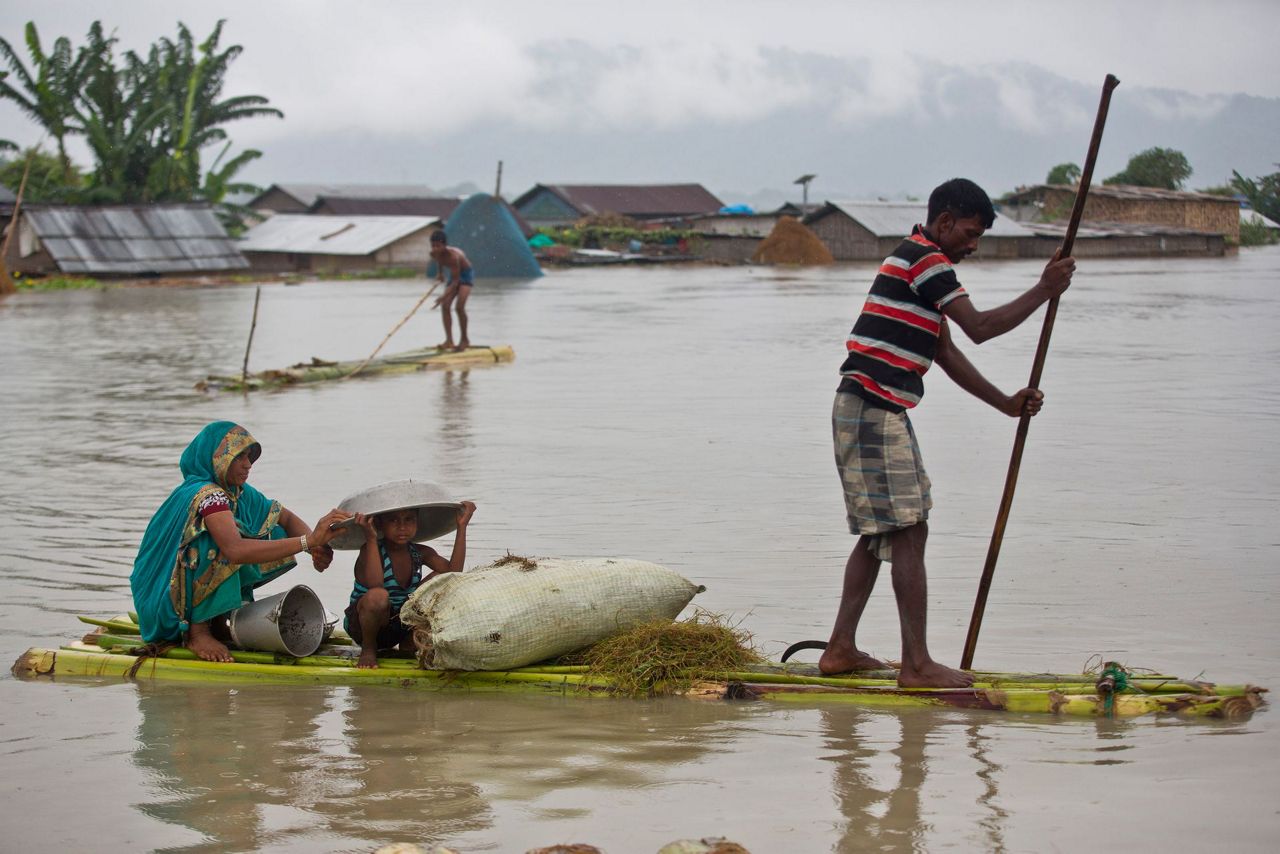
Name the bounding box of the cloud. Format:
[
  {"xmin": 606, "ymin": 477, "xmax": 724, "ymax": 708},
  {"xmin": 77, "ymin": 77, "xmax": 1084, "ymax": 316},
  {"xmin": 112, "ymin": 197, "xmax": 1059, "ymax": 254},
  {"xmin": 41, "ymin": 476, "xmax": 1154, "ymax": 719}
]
[{"xmin": 1129, "ymin": 89, "xmax": 1230, "ymax": 122}]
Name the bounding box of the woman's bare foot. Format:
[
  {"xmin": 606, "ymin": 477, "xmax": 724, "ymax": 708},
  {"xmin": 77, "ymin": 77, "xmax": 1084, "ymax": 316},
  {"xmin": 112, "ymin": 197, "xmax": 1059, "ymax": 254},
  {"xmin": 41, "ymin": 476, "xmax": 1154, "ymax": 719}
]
[
  {"xmin": 819, "ymin": 645, "xmax": 889, "ymax": 675},
  {"xmin": 897, "ymin": 659, "xmax": 974, "ymax": 688},
  {"xmin": 186, "ymin": 622, "xmax": 233, "ymax": 663},
  {"xmin": 356, "ymin": 647, "xmax": 380, "ymax": 669}
]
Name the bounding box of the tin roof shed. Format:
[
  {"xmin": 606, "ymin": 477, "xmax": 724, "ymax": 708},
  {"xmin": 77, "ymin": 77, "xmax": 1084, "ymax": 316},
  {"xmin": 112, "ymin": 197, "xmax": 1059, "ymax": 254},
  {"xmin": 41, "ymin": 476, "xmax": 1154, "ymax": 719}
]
[
  {"xmin": 806, "ymin": 200, "xmax": 1034, "ymax": 238},
  {"xmin": 17, "ymin": 203, "xmax": 248, "ymax": 274},
  {"xmin": 238, "ymin": 214, "xmax": 439, "ymax": 255}
]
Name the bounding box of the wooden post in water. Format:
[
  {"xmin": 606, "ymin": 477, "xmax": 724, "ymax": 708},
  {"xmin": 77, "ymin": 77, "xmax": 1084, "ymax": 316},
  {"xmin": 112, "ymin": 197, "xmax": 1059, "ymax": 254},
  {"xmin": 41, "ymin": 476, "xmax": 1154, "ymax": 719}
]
[
  {"xmin": 960, "ymin": 74, "xmax": 1120, "ymax": 671},
  {"xmin": 0, "ymin": 149, "xmax": 38, "ymax": 296},
  {"xmin": 240, "ymin": 286, "xmax": 262, "ymax": 388}
]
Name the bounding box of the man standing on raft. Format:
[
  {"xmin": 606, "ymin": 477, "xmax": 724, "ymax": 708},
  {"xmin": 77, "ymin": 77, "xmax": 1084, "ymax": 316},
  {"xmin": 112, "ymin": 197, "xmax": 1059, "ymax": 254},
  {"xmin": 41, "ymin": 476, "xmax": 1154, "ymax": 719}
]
[
  {"xmin": 429, "ymin": 230, "xmax": 475, "ymax": 352},
  {"xmin": 824, "ymin": 178, "xmax": 1075, "ymax": 687}
]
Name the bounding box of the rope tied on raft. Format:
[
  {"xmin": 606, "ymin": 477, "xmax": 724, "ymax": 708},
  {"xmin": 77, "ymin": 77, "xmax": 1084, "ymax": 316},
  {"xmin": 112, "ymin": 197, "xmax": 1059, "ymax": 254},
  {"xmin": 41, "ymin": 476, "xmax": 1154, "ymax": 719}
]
[
  {"xmin": 125, "ymin": 642, "xmax": 178, "ymax": 678},
  {"xmin": 1096, "ymin": 661, "xmax": 1132, "ymax": 716}
]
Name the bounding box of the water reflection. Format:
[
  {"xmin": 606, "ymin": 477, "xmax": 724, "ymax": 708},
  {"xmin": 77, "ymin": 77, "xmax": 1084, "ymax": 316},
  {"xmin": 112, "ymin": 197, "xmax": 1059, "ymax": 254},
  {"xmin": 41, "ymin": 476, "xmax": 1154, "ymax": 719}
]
[
  {"xmin": 129, "ymin": 683, "xmax": 742, "ymax": 851},
  {"xmin": 821, "ymin": 706, "xmax": 1009, "ymax": 853},
  {"xmin": 132, "ymin": 683, "xmax": 344, "ymax": 852}
]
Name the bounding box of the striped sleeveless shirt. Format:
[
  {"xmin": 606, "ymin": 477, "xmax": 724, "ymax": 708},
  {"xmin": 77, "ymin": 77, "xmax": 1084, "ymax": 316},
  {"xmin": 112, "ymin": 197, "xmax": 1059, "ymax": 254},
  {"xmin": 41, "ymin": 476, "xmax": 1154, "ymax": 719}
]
[
  {"xmin": 837, "ymin": 225, "xmax": 968, "ymax": 411},
  {"xmin": 348, "ymin": 541, "xmax": 425, "ymax": 616}
]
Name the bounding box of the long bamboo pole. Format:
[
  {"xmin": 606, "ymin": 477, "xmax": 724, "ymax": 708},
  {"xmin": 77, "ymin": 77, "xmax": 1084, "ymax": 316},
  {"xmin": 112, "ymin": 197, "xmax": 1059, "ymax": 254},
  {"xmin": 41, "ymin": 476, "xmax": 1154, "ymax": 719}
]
[
  {"xmin": 960, "ymin": 74, "xmax": 1120, "ymax": 671},
  {"xmin": 343, "ymin": 280, "xmax": 442, "ymax": 380}
]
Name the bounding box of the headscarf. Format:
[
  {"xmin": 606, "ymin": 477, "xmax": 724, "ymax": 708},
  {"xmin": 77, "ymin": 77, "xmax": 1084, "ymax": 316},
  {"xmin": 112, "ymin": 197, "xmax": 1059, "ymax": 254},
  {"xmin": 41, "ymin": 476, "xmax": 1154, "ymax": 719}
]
[{"xmin": 130, "ymin": 421, "xmax": 295, "ymax": 643}]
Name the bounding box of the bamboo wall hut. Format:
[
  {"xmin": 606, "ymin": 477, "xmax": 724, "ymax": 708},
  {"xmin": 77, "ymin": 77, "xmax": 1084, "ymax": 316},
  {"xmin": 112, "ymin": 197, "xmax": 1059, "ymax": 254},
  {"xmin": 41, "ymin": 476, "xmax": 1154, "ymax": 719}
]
[{"xmin": 1001, "ymin": 184, "xmax": 1240, "ymax": 243}]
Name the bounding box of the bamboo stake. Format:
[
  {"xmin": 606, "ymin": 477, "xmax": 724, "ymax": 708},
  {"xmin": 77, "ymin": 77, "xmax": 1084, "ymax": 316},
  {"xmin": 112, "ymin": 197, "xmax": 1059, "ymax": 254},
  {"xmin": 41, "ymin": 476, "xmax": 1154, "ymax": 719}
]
[
  {"xmin": 343, "ymin": 280, "xmax": 442, "ymax": 380},
  {"xmin": 0, "ymin": 147, "xmax": 38, "ymax": 296},
  {"xmin": 960, "ymin": 74, "xmax": 1120, "ymax": 670},
  {"xmin": 240, "ymin": 285, "xmax": 262, "ymax": 387}
]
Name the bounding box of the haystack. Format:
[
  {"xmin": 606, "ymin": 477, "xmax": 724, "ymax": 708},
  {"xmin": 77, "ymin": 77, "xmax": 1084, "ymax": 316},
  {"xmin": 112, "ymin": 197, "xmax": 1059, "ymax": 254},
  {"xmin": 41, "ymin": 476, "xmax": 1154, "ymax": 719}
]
[{"xmin": 751, "ymin": 216, "xmax": 834, "ymax": 265}]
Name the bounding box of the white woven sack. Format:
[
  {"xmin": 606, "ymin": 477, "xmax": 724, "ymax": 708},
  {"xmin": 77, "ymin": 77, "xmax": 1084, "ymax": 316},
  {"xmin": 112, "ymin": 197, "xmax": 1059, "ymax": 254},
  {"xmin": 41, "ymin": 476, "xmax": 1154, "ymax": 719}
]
[{"xmin": 399, "ymin": 556, "xmax": 703, "ymax": 671}]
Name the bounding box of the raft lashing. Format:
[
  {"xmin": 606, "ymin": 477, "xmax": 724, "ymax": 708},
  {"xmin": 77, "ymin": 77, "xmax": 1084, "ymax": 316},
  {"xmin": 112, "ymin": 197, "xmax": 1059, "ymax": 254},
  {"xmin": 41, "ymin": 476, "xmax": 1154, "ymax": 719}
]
[
  {"xmin": 11, "ymin": 614, "xmax": 1267, "ymax": 720},
  {"xmin": 195, "ymin": 344, "xmax": 515, "ymax": 393}
]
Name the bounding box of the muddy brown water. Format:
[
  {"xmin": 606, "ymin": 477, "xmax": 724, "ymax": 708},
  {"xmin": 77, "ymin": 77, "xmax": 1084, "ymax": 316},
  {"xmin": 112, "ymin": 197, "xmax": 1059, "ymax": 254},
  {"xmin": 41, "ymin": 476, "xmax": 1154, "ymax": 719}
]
[{"xmin": 2, "ymin": 251, "xmax": 1278, "ymax": 852}]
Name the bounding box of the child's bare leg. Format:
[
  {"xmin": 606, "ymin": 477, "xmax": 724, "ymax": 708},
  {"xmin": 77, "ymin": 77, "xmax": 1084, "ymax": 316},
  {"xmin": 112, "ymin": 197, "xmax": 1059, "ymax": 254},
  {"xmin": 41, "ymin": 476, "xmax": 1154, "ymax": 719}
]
[
  {"xmin": 438, "ymin": 291, "xmax": 456, "ymax": 349},
  {"xmin": 455, "ymin": 287, "xmax": 471, "ymax": 350},
  {"xmin": 186, "ymin": 620, "xmax": 233, "ymax": 663},
  {"xmin": 355, "ymin": 588, "xmax": 391, "ymax": 669}
]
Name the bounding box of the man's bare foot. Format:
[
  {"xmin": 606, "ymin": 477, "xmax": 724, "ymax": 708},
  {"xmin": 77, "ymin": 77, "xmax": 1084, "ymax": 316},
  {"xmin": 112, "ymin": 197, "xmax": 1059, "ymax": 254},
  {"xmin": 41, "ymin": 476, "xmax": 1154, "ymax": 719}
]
[
  {"xmin": 819, "ymin": 645, "xmax": 889, "ymax": 675},
  {"xmin": 454, "ymin": 340, "xmax": 470, "ymax": 351},
  {"xmin": 186, "ymin": 623, "xmax": 233, "ymax": 663},
  {"xmin": 357, "ymin": 647, "xmax": 380, "ymax": 669},
  {"xmin": 897, "ymin": 660, "xmax": 974, "ymax": 688},
  {"xmin": 436, "ymin": 341, "xmax": 454, "ymax": 351}
]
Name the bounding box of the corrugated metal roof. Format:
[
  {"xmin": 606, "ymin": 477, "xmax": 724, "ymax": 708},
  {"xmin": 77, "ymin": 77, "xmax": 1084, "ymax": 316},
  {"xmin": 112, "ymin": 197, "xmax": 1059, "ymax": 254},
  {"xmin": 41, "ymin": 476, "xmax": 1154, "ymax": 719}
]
[
  {"xmin": 1005, "ymin": 184, "xmax": 1237, "ymax": 204},
  {"xmin": 1241, "ymin": 208, "xmax": 1280, "ymax": 230},
  {"xmin": 311, "ymin": 196, "xmax": 462, "ymax": 218},
  {"xmin": 816, "ymin": 200, "xmax": 1033, "ymax": 238},
  {"xmin": 515, "ymin": 183, "xmax": 724, "ymax": 218},
  {"xmin": 1023, "ymin": 220, "xmax": 1226, "ymax": 239},
  {"xmin": 253, "ymin": 183, "xmax": 440, "ymax": 209},
  {"xmin": 23, "ymin": 203, "xmax": 248, "ymax": 273},
  {"xmin": 238, "ymin": 214, "xmax": 438, "ymax": 255}
]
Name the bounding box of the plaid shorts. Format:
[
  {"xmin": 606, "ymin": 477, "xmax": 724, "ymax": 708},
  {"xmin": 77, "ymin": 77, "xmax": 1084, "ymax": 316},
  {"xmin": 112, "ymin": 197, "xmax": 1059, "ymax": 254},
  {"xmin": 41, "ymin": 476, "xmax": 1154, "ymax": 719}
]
[{"xmin": 832, "ymin": 391, "xmax": 932, "ymax": 561}]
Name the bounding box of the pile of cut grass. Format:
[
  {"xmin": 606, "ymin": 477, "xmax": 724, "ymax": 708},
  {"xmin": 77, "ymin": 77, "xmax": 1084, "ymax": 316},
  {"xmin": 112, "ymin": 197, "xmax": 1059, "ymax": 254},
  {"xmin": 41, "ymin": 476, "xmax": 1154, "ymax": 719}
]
[{"xmin": 564, "ymin": 610, "xmax": 762, "ymax": 698}]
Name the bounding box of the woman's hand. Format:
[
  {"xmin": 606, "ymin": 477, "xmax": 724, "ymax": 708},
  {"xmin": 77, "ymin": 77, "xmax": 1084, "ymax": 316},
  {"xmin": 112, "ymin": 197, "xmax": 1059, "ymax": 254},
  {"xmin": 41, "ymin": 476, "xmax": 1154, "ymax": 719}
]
[
  {"xmin": 456, "ymin": 500, "xmax": 476, "ymax": 527},
  {"xmin": 308, "ymin": 508, "xmax": 353, "ymax": 548},
  {"xmin": 308, "ymin": 545, "xmax": 334, "ymax": 572}
]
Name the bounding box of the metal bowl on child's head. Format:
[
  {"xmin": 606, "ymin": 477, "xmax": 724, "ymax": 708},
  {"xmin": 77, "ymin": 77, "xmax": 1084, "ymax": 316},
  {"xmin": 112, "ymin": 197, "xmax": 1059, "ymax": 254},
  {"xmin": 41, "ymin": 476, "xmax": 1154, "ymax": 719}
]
[{"xmin": 329, "ymin": 479, "xmax": 462, "ymax": 550}]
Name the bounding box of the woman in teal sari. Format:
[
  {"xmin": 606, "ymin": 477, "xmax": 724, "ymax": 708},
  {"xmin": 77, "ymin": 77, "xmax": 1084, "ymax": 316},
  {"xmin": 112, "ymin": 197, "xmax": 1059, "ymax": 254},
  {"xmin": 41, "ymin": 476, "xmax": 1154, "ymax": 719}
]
[{"xmin": 131, "ymin": 422, "xmax": 351, "ymax": 661}]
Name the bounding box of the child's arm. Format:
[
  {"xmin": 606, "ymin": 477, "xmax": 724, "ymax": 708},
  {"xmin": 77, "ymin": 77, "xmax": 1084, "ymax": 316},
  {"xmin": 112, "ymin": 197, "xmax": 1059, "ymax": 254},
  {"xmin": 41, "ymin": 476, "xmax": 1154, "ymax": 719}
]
[
  {"xmin": 353, "ymin": 513, "xmax": 384, "ymax": 589},
  {"xmin": 422, "ymin": 501, "xmax": 476, "ymax": 576}
]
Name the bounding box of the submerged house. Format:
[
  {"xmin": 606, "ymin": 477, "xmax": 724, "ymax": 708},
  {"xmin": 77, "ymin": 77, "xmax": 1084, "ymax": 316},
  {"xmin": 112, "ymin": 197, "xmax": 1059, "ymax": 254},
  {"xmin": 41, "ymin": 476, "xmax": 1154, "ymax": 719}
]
[
  {"xmin": 3, "ymin": 203, "xmax": 248, "ymax": 276},
  {"xmin": 687, "ymin": 209, "xmax": 785, "ymax": 264},
  {"xmin": 238, "ymin": 214, "xmax": 439, "ymax": 273},
  {"xmin": 802, "ymin": 200, "xmax": 1037, "ymax": 261},
  {"xmin": 1001, "ymin": 184, "xmax": 1238, "ymax": 251},
  {"xmin": 513, "ymin": 183, "xmax": 724, "ymax": 229},
  {"xmin": 248, "ymin": 183, "xmax": 441, "ymax": 216},
  {"xmin": 308, "ymin": 195, "xmax": 462, "ymax": 219}
]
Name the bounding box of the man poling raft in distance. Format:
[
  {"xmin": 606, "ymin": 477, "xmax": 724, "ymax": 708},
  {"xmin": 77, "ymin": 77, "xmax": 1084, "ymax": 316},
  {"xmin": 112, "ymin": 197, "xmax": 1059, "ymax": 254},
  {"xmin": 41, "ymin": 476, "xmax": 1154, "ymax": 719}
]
[{"xmin": 807, "ymin": 178, "xmax": 1076, "ymax": 688}]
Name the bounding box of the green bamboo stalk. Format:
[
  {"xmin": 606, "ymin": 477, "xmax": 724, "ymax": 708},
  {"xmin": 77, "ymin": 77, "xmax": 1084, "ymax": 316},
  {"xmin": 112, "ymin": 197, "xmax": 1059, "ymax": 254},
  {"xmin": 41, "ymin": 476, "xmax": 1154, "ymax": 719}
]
[
  {"xmin": 753, "ymin": 685, "xmax": 1263, "ymax": 719},
  {"xmin": 77, "ymin": 617, "xmax": 142, "ymax": 634},
  {"xmin": 718, "ymin": 670, "xmax": 1220, "ymax": 695},
  {"xmin": 34, "ymin": 646, "xmax": 612, "ymax": 691}
]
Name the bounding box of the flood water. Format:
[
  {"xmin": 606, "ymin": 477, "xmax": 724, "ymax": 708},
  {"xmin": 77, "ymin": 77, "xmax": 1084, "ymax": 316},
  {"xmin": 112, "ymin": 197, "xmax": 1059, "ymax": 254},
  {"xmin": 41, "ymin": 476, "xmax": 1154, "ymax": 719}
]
[{"xmin": 1, "ymin": 249, "xmax": 1278, "ymax": 852}]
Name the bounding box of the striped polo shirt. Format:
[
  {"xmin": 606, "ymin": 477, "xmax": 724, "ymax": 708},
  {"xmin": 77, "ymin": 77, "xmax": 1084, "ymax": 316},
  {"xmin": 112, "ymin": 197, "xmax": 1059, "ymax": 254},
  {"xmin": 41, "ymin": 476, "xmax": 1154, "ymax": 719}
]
[{"xmin": 837, "ymin": 225, "xmax": 968, "ymax": 411}]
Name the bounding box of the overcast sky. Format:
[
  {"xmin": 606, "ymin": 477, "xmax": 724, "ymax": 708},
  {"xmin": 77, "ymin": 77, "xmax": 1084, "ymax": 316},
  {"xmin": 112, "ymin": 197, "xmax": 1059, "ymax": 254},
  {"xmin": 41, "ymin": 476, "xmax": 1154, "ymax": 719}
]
[{"xmin": 3, "ymin": 1, "xmax": 1278, "ymax": 202}]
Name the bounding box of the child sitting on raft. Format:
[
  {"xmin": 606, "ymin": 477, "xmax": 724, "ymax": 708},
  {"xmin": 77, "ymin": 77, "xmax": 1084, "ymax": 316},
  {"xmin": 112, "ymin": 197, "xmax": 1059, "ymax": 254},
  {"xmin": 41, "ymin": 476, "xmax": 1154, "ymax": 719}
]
[{"xmin": 346, "ymin": 501, "xmax": 476, "ymax": 668}]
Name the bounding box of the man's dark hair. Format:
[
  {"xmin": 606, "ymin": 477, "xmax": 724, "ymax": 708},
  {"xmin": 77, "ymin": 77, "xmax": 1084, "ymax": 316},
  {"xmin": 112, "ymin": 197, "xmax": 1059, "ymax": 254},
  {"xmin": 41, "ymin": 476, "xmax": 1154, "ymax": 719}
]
[
  {"xmin": 927, "ymin": 178, "xmax": 995, "ymax": 228},
  {"xmin": 430, "ymin": 230, "xmax": 447, "ymax": 244}
]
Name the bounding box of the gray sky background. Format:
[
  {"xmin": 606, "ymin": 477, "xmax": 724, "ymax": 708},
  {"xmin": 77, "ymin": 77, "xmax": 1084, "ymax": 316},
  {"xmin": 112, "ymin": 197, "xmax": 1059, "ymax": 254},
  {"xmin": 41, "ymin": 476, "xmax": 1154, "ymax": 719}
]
[{"xmin": 3, "ymin": 0, "xmax": 1278, "ymax": 205}]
